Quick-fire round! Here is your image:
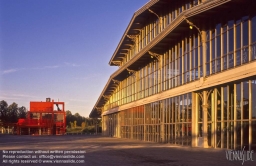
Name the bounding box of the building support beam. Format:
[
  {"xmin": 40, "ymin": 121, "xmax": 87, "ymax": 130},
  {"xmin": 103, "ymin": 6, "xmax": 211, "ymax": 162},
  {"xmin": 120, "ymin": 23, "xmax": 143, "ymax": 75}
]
[
  {"xmin": 148, "ymin": 51, "xmax": 161, "ymax": 61},
  {"xmin": 112, "ymin": 61, "xmax": 121, "ymax": 67},
  {"xmin": 144, "ymin": 106, "xmax": 146, "ymax": 141},
  {"xmin": 198, "ymin": 89, "xmax": 213, "ymax": 148},
  {"xmin": 160, "ymin": 101, "xmax": 165, "ymax": 143},
  {"xmin": 148, "ymin": 8, "xmax": 162, "ymax": 31},
  {"xmin": 112, "ymin": 79, "xmax": 120, "ymax": 84},
  {"xmin": 191, "ymin": 92, "xmax": 197, "ymax": 147}
]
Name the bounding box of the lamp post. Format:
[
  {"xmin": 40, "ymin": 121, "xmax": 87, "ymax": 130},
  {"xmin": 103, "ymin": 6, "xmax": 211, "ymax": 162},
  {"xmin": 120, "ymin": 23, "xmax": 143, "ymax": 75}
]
[
  {"xmin": 185, "ymin": 18, "xmax": 207, "ymax": 77},
  {"xmin": 186, "ymin": 18, "xmax": 209, "ymax": 148}
]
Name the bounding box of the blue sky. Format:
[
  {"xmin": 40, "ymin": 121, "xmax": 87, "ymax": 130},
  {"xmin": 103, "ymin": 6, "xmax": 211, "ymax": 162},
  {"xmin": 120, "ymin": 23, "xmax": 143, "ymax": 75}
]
[{"xmin": 0, "ymin": 0, "xmax": 149, "ymax": 117}]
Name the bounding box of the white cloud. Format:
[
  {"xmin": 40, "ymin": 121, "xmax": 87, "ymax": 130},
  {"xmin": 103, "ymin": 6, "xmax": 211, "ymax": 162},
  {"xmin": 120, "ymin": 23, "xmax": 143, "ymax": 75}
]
[
  {"xmin": 33, "ymin": 65, "xmax": 60, "ymax": 70},
  {"xmin": 0, "ymin": 91, "xmax": 35, "ymax": 109},
  {"xmin": 1, "ymin": 65, "xmax": 60, "ymax": 75},
  {"xmin": 1, "ymin": 62, "xmax": 82, "ymax": 75},
  {"xmin": 2, "ymin": 69, "xmax": 18, "ymax": 74},
  {"xmin": 0, "ymin": 91, "xmax": 36, "ymax": 100},
  {"xmin": 12, "ymin": 94, "xmax": 35, "ymax": 98},
  {"xmin": 64, "ymin": 62, "xmax": 80, "ymax": 67}
]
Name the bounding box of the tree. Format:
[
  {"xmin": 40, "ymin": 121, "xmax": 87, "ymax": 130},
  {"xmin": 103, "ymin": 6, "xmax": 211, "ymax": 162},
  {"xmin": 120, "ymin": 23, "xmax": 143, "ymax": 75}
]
[
  {"xmin": 66, "ymin": 111, "xmax": 86, "ymax": 127},
  {"xmin": 66, "ymin": 110, "xmax": 72, "ymax": 116},
  {"xmin": 74, "ymin": 120, "xmax": 77, "ymax": 128},
  {"xmin": 18, "ymin": 106, "xmax": 27, "ymax": 119},
  {"xmin": 7, "ymin": 102, "xmax": 18, "ymax": 123},
  {"xmin": 81, "ymin": 122, "xmax": 86, "ymax": 129},
  {"xmin": 74, "ymin": 113, "xmax": 83, "ymax": 126},
  {"xmin": 0, "ymin": 100, "xmax": 8, "ymax": 122},
  {"xmin": 0, "ymin": 100, "xmax": 27, "ymax": 123},
  {"xmin": 66, "ymin": 110, "xmax": 74, "ymax": 127},
  {"xmin": 70, "ymin": 122, "xmax": 74, "ymax": 128}
]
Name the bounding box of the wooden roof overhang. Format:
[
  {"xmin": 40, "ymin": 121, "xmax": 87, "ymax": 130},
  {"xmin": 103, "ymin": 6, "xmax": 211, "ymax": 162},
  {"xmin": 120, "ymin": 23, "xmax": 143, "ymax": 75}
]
[
  {"xmin": 109, "ymin": 0, "xmax": 166, "ymax": 66},
  {"xmin": 90, "ymin": 0, "xmax": 253, "ymax": 118}
]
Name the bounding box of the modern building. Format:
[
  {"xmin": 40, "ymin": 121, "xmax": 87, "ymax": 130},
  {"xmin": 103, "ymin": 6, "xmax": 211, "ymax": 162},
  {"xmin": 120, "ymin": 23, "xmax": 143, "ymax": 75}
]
[
  {"xmin": 17, "ymin": 98, "xmax": 66, "ymax": 135},
  {"xmin": 90, "ymin": 0, "xmax": 256, "ymax": 150}
]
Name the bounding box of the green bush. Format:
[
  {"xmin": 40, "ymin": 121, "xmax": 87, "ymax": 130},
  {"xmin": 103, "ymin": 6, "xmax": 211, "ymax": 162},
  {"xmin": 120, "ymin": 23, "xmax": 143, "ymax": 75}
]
[{"xmin": 82, "ymin": 126, "xmax": 95, "ymax": 133}]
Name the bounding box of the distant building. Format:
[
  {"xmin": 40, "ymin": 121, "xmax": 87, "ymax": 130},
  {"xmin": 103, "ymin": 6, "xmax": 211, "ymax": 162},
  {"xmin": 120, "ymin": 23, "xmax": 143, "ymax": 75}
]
[
  {"xmin": 90, "ymin": 0, "xmax": 256, "ymax": 150},
  {"xmin": 17, "ymin": 98, "xmax": 66, "ymax": 135}
]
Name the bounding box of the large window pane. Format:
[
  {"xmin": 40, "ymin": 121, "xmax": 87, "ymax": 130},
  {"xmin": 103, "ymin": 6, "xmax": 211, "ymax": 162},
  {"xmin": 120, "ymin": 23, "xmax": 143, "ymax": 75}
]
[
  {"xmin": 236, "ymin": 50, "xmax": 241, "ymax": 66},
  {"xmin": 228, "ymin": 29, "xmax": 234, "ymax": 52},
  {"xmin": 242, "ymin": 17, "xmax": 249, "ymax": 46},
  {"xmin": 229, "ymin": 84, "xmax": 235, "ymax": 121},
  {"xmin": 251, "ymin": 43, "xmax": 256, "ymax": 61},
  {"xmin": 216, "ymin": 122, "xmax": 221, "ymax": 148},
  {"xmin": 211, "ymin": 60, "xmax": 215, "ymax": 74},
  {"xmin": 216, "ymin": 88, "xmax": 221, "ymax": 121},
  {"xmin": 216, "ymin": 58, "xmax": 221, "ymax": 73},
  {"xmin": 251, "ymin": 16, "xmax": 256, "ymax": 61},
  {"xmin": 206, "ymin": 62, "xmax": 210, "ymax": 75},
  {"xmin": 195, "ymin": 49, "xmax": 198, "ymax": 67},
  {"xmin": 236, "ymin": 23, "xmax": 241, "ymax": 49},
  {"xmin": 228, "ymin": 53, "xmax": 234, "ymax": 68},
  {"xmin": 207, "ymin": 122, "xmax": 212, "ymax": 147},
  {"xmin": 252, "ymin": 80, "xmax": 256, "ymax": 119},
  {"xmin": 195, "ymin": 35, "xmax": 198, "ymax": 48},
  {"xmin": 198, "ymin": 95, "xmax": 203, "ymax": 122},
  {"xmin": 216, "ymin": 23, "xmax": 221, "ymax": 35},
  {"xmin": 243, "ymin": 81, "xmax": 249, "ymax": 119},
  {"xmin": 188, "ymin": 93, "xmax": 192, "ymax": 120},
  {"xmin": 224, "ymin": 87, "xmax": 227, "ymax": 120},
  {"xmin": 236, "ymin": 121, "xmax": 242, "ymax": 149},
  {"xmin": 252, "ymin": 121, "xmax": 256, "ymax": 150},
  {"xmin": 228, "ymin": 121, "xmax": 234, "ymax": 149},
  {"xmin": 223, "ymin": 32, "xmax": 227, "ymax": 55},
  {"xmin": 228, "ymin": 20, "xmax": 234, "ymax": 29},
  {"xmin": 222, "ymin": 122, "xmax": 228, "ymax": 148},
  {"xmin": 252, "ymin": 15, "xmax": 256, "ymax": 43},
  {"xmin": 180, "ymin": 96, "xmax": 183, "ymax": 122},
  {"xmin": 223, "ymin": 55, "xmax": 227, "ymax": 70},
  {"xmin": 243, "ymin": 121, "xmax": 249, "ymax": 149},
  {"xmin": 206, "ymin": 41, "xmax": 210, "ymax": 62},
  {"xmin": 211, "ymin": 38, "xmax": 215, "ymax": 60},
  {"xmin": 242, "ymin": 47, "xmax": 249, "ymax": 64},
  {"xmin": 236, "ymin": 83, "xmax": 241, "ymax": 120},
  {"xmin": 216, "ymin": 35, "xmax": 221, "ymax": 57},
  {"xmin": 200, "ymin": 44, "xmax": 203, "ymax": 64}
]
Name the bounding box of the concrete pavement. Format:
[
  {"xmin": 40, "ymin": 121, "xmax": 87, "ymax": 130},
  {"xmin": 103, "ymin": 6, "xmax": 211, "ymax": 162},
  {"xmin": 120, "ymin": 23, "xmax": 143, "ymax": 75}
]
[{"xmin": 0, "ymin": 135, "xmax": 255, "ymax": 166}]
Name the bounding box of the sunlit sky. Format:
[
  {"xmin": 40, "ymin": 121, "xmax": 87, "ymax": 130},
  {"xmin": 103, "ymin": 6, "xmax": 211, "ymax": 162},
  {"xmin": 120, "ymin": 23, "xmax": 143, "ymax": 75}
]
[{"xmin": 0, "ymin": 0, "xmax": 149, "ymax": 117}]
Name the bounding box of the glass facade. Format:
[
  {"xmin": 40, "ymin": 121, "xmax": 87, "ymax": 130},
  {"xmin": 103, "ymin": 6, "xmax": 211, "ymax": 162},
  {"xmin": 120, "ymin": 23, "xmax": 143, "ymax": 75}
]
[
  {"xmin": 97, "ymin": 0, "xmax": 256, "ymax": 150},
  {"xmin": 105, "ymin": 6, "xmax": 256, "ymax": 110},
  {"xmin": 103, "ymin": 77, "xmax": 256, "ymax": 149},
  {"xmin": 162, "ymin": 93, "xmax": 192, "ymax": 145},
  {"xmin": 195, "ymin": 78, "xmax": 256, "ymax": 150},
  {"xmin": 105, "ymin": 33, "xmax": 202, "ymax": 110},
  {"xmin": 206, "ymin": 14, "xmax": 256, "ymax": 75},
  {"xmin": 103, "ymin": 93, "xmax": 192, "ymax": 146}
]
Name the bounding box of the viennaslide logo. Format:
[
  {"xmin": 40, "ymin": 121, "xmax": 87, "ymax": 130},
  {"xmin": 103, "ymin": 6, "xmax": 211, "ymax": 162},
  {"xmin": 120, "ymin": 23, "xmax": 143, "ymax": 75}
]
[{"xmin": 226, "ymin": 146, "xmax": 254, "ymax": 165}]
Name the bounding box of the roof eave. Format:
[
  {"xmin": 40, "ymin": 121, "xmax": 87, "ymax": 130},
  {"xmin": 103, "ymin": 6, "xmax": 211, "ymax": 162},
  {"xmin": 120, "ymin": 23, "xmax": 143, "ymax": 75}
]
[{"xmin": 109, "ymin": 0, "xmax": 160, "ymax": 65}]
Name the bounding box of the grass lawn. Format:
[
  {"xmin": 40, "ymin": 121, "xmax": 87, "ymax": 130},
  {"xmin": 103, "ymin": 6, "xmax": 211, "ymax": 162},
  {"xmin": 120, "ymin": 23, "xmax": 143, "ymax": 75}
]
[{"xmin": 66, "ymin": 127, "xmax": 83, "ymax": 133}]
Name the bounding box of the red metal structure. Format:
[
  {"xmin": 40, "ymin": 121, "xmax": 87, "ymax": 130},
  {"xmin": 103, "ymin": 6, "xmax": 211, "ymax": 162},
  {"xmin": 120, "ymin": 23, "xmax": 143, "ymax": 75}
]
[{"xmin": 16, "ymin": 98, "xmax": 66, "ymax": 135}]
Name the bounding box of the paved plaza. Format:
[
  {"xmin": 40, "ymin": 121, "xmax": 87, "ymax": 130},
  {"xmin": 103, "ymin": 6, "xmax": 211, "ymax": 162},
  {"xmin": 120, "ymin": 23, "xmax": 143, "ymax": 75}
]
[{"xmin": 0, "ymin": 135, "xmax": 255, "ymax": 166}]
